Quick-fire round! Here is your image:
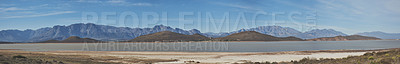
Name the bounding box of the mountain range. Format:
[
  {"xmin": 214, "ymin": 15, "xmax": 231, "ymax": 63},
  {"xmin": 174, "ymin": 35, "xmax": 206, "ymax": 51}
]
[
  {"xmin": 229, "ymin": 26, "xmax": 348, "ymax": 39},
  {"xmin": 307, "ymin": 35, "xmax": 381, "ymax": 41},
  {"xmin": 214, "ymin": 31, "xmax": 303, "ymax": 41},
  {"xmin": 0, "ymin": 23, "xmax": 200, "ymax": 42},
  {"xmin": 356, "ymin": 31, "xmax": 400, "ymax": 39},
  {"xmin": 129, "ymin": 31, "xmax": 303, "ymax": 42},
  {"xmin": 0, "ymin": 23, "xmax": 397, "ymax": 42}
]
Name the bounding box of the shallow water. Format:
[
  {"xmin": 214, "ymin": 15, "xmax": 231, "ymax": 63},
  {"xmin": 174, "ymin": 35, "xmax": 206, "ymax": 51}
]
[{"xmin": 0, "ymin": 40, "xmax": 399, "ymax": 52}]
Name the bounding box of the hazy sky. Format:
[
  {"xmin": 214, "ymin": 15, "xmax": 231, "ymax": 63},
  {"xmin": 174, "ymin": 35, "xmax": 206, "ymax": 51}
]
[{"xmin": 0, "ymin": 0, "xmax": 399, "ymax": 34}]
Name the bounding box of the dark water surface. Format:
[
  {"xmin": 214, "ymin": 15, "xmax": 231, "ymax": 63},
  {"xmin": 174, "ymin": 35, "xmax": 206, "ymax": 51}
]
[{"xmin": 0, "ymin": 40, "xmax": 399, "ymax": 52}]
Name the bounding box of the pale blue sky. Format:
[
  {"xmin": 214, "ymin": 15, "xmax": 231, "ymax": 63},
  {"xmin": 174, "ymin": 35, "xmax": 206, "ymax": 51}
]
[{"xmin": 0, "ymin": 0, "xmax": 399, "ymax": 34}]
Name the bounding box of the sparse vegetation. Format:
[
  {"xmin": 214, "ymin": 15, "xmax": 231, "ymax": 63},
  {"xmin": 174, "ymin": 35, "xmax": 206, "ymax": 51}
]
[
  {"xmin": 0, "ymin": 51, "xmax": 122, "ymax": 64},
  {"xmin": 368, "ymin": 56, "xmax": 374, "ymax": 60},
  {"xmin": 12, "ymin": 55, "xmax": 26, "ymax": 58},
  {"xmin": 385, "ymin": 54, "xmax": 390, "ymax": 56},
  {"xmin": 246, "ymin": 48, "xmax": 400, "ymax": 64}
]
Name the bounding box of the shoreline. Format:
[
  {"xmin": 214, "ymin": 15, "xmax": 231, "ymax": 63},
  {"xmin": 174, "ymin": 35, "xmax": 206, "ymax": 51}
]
[{"xmin": 1, "ymin": 48, "xmax": 397, "ymax": 64}]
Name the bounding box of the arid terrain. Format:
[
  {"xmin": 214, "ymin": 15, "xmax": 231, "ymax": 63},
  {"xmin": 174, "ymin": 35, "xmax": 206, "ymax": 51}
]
[{"xmin": 1, "ymin": 48, "xmax": 399, "ymax": 64}]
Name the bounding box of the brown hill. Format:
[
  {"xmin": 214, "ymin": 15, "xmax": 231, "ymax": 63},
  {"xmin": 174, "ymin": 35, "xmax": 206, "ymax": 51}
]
[
  {"xmin": 129, "ymin": 31, "xmax": 210, "ymax": 42},
  {"xmin": 281, "ymin": 36, "xmax": 304, "ymax": 41},
  {"xmin": 307, "ymin": 35, "xmax": 381, "ymax": 41},
  {"xmin": 40, "ymin": 36, "xmax": 102, "ymax": 43},
  {"xmin": 214, "ymin": 31, "xmax": 303, "ymax": 41}
]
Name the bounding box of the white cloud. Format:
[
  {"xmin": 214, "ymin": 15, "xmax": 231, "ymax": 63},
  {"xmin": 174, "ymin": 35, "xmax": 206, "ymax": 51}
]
[
  {"xmin": 211, "ymin": 2, "xmax": 262, "ymax": 11},
  {"xmin": 76, "ymin": 0, "xmax": 103, "ymax": 3},
  {"xmin": 0, "ymin": 7, "xmax": 27, "ymax": 12},
  {"xmin": 107, "ymin": 0, "xmax": 125, "ymax": 3},
  {"xmin": 0, "ymin": 3, "xmax": 77, "ymax": 19},
  {"xmin": 1, "ymin": 11, "xmax": 76, "ymax": 19},
  {"xmin": 314, "ymin": 0, "xmax": 400, "ymax": 33},
  {"xmin": 29, "ymin": 4, "xmax": 49, "ymax": 9},
  {"xmin": 0, "ymin": 4, "xmax": 63, "ymax": 13},
  {"xmin": 130, "ymin": 3, "xmax": 152, "ymax": 6},
  {"xmin": 77, "ymin": 0, "xmax": 152, "ymax": 6},
  {"xmin": 317, "ymin": 0, "xmax": 400, "ymax": 19}
]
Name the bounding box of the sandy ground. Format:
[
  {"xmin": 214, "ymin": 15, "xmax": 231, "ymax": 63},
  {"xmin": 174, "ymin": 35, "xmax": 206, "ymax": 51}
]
[
  {"xmin": 1, "ymin": 48, "xmax": 392, "ymax": 64},
  {"xmin": 33, "ymin": 49, "xmax": 383, "ymax": 64},
  {"xmin": 136, "ymin": 52, "xmax": 366, "ymax": 64}
]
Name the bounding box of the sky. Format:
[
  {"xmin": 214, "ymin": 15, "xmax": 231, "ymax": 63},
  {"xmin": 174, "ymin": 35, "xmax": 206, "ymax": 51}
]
[{"xmin": 0, "ymin": 0, "xmax": 399, "ymax": 34}]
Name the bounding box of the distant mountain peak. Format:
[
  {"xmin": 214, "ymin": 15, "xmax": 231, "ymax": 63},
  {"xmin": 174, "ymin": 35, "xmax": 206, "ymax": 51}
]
[
  {"xmin": 154, "ymin": 24, "xmax": 165, "ymax": 26},
  {"xmin": 0, "ymin": 23, "xmax": 370, "ymax": 42},
  {"xmin": 192, "ymin": 33, "xmax": 203, "ymax": 36},
  {"xmin": 53, "ymin": 25, "xmax": 65, "ymax": 28},
  {"xmin": 356, "ymin": 31, "xmax": 400, "ymax": 39},
  {"xmin": 153, "ymin": 24, "xmax": 170, "ymax": 28},
  {"xmin": 189, "ymin": 29, "xmax": 200, "ymax": 31},
  {"xmin": 215, "ymin": 31, "xmax": 303, "ymax": 41},
  {"xmin": 0, "ymin": 23, "xmax": 204, "ymax": 42},
  {"xmin": 298, "ymin": 29, "xmax": 347, "ymax": 39}
]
